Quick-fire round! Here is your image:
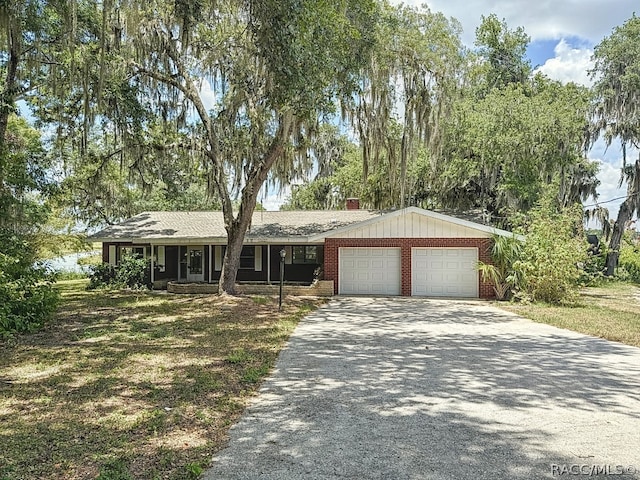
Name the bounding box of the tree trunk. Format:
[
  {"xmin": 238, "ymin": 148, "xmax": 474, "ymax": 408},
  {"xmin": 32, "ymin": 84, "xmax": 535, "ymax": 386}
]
[
  {"xmin": 0, "ymin": 25, "xmax": 20, "ymax": 150},
  {"xmin": 219, "ymin": 221, "xmax": 250, "ymax": 295},
  {"xmin": 605, "ymin": 197, "xmax": 633, "ymax": 276},
  {"xmin": 217, "ymin": 113, "xmax": 294, "ymax": 295}
]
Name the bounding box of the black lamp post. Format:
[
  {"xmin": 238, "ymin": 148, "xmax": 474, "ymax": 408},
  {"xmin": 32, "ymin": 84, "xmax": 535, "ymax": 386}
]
[{"xmin": 279, "ymin": 248, "xmax": 286, "ymax": 311}]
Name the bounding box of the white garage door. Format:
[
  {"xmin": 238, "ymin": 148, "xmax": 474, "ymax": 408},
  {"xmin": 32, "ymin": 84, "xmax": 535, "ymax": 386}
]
[
  {"xmin": 339, "ymin": 247, "xmax": 401, "ymax": 295},
  {"xmin": 412, "ymin": 248, "xmax": 478, "ymax": 297}
]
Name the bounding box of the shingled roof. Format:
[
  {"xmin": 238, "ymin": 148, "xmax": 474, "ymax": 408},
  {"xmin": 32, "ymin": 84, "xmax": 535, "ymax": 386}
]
[{"xmin": 90, "ymin": 210, "xmax": 382, "ymax": 243}]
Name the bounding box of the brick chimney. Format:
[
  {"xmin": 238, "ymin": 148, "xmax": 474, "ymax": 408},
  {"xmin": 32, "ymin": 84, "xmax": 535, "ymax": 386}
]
[{"xmin": 346, "ymin": 198, "xmax": 360, "ymax": 210}]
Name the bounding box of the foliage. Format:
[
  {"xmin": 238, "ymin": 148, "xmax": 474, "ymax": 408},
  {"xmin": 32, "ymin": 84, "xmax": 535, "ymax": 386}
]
[
  {"xmin": 344, "ymin": 3, "xmax": 464, "ymax": 208},
  {"xmin": 114, "ymin": 255, "xmax": 150, "ymax": 289},
  {"xmin": 87, "ymin": 256, "xmax": 150, "ymax": 290},
  {"xmin": 0, "ymin": 116, "xmax": 58, "ymax": 336},
  {"xmin": 618, "ymin": 237, "xmax": 640, "ymax": 283},
  {"xmin": 0, "ymin": 116, "xmax": 52, "ymax": 230},
  {"xmin": 283, "ymin": 11, "xmax": 597, "ymax": 223},
  {"xmin": 589, "ymin": 14, "xmax": 640, "ymax": 275},
  {"xmin": 27, "ymin": 0, "xmax": 379, "ymax": 294},
  {"xmin": 474, "ymin": 14, "xmax": 532, "ymax": 91},
  {"xmin": 580, "ymin": 240, "xmax": 608, "ymax": 286},
  {"xmin": 87, "ymin": 262, "xmax": 117, "ymax": 290},
  {"xmin": 512, "ymin": 198, "xmax": 589, "ymax": 304},
  {"xmin": 56, "ymin": 132, "xmax": 221, "ymax": 227},
  {"xmin": 0, "ymin": 231, "xmax": 58, "ymax": 336},
  {"xmin": 477, "ymin": 234, "xmax": 523, "ymax": 300},
  {"xmin": 436, "ymin": 78, "xmax": 597, "ymax": 228}
]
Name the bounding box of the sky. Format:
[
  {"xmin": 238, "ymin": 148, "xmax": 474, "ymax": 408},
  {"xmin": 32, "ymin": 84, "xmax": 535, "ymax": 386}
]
[{"xmin": 266, "ymin": 0, "xmax": 638, "ymax": 225}]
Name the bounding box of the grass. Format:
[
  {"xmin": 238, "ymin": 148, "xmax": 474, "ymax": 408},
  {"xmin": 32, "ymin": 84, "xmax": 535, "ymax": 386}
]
[
  {"xmin": 0, "ymin": 279, "xmax": 322, "ymax": 480},
  {"xmin": 498, "ymin": 281, "xmax": 640, "ymax": 347}
]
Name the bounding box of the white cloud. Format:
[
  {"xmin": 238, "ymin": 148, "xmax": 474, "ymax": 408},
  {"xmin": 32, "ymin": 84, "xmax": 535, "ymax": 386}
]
[
  {"xmin": 397, "ymin": 0, "xmax": 635, "ymax": 45},
  {"xmin": 534, "ymin": 40, "xmax": 593, "ymax": 86},
  {"xmin": 590, "ymin": 159, "xmax": 625, "ymax": 221},
  {"xmin": 198, "ymin": 78, "xmax": 217, "ymax": 112},
  {"xmin": 260, "ymin": 185, "xmax": 291, "ymax": 211}
]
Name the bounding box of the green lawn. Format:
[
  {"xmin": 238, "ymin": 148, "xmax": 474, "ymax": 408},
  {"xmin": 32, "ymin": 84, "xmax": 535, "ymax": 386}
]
[
  {"xmin": 0, "ymin": 280, "xmax": 321, "ymax": 480},
  {"xmin": 499, "ymin": 282, "xmax": 640, "ymax": 347}
]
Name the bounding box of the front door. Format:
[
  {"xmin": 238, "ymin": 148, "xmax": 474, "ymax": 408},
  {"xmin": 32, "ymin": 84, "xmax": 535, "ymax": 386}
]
[{"xmin": 187, "ymin": 246, "xmax": 204, "ymax": 282}]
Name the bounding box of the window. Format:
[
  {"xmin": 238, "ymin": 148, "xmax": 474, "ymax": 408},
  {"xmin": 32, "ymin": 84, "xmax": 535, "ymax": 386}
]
[
  {"xmin": 292, "ymin": 246, "xmax": 318, "ymax": 264},
  {"xmin": 239, "ymin": 246, "xmax": 255, "ymax": 269},
  {"xmin": 153, "ymin": 246, "xmax": 165, "ymax": 272},
  {"xmin": 121, "ymin": 246, "xmax": 145, "ymax": 259}
]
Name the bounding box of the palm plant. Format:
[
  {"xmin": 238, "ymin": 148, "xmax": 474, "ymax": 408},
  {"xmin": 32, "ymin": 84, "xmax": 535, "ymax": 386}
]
[{"xmin": 477, "ymin": 234, "xmax": 523, "ymax": 300}]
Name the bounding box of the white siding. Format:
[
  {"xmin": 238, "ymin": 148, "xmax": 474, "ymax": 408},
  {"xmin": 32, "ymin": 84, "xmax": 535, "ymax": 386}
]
[{"xmin": 330, "ymin": 212, "xmax": 491, "ymax": 239}]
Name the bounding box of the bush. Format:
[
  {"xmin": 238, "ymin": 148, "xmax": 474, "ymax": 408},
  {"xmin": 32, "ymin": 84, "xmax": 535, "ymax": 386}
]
[
  {"xmin": 619, "ymin": 240, "xmax": 640, "ymax": 284},
  {"xmin": 87, "ymin": 263, "xmax": 117, "ymax": 289},
  {"xmin": 115, "ymin": 256, "xmax": 150, "ymax": 289},
  {"xmin": 512, "ymin": 202, "xmax": 589, "ymax": 304},
  {"xmin": 477, "ymin": 234, "xmax": 523, "ymax": 300},
  {"xmin": 579, "ymin": 238, "xmax": 608, "ymax": 286},
  {"xmin": 0, "ymin": 233, "xmax": 59, "ymax": 336},
  {"xmin": 87, "ymin": 255, "xmax": 150, "ymax": 290}
]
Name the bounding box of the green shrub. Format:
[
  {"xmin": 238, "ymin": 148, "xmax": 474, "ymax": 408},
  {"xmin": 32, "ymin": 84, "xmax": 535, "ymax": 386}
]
[
  {"xmin": 87, "ymin": 255, "xmax": 150, "ymax": 290},
  {"xmin": 115, "ymin": 255, "xmax": 151, "ymax": 289},
  {"xmin": 0, "ymin": 232, "xmax": 59, "ymax": 336},
  {"xmin": 87, "ymin": 263, "xmax": 117, "ymax": 289},
  {"xmin": 578, "ymin": 237, "xmax": 607, "ymax": 286},
  {"xmin": 477, "ymin": 234, "xmax": 524, "ymax": 300},
  {"xmin": 512, "ymin": 201, "xmax": 588, "ymax": 304},
  {"xmin": 619, "ymin": 241, "xmax": 640, "ymax": 284}
]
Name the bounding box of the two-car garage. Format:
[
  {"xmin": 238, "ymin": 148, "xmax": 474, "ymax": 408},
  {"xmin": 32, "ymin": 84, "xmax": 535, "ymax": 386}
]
[
  {"xmin": 337, "ymin": 246, "xmax": 479, "ymax": 298},
  {"xmin": 319, "ymin": 207, "xmax": 513, "ymax": 300}
]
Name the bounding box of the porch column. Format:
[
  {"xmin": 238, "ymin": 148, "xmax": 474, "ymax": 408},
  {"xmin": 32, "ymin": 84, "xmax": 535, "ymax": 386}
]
[
  {"xmin": 208, "ymin": 244, "xmax": 212, "ymax": 283},
  {"xmin": 267, "ymin": 244, "xmax": 271, "ymax": 284},
  {"xmin": 150, "ymin": 243, "xmax": 155, "ymax": 287}
]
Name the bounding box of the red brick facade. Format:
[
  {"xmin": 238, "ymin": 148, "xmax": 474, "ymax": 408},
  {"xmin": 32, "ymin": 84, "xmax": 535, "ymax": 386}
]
[{"xmin": 323, "ymin": 237, "xmax": 494, "ymax": 299}]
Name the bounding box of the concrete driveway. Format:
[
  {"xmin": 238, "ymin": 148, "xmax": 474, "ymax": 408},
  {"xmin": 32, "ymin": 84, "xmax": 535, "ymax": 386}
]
[{"xmin": 204, "ymin": 297, "xmax": 640, "ymax": 479}]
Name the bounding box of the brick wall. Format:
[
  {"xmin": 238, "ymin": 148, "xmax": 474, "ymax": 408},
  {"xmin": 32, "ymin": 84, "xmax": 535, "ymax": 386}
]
[{"xmin": 324, "ymin": 237, "xmax": 494, "ymax": 299}]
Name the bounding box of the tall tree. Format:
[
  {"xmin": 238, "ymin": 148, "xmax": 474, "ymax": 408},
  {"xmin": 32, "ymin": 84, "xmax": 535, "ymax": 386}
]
[
  {"xmin": 590, "ymin": 14, "xmax": 640, "ymax": 275},
  {"xmin": 0, "ymin": 1, "xmax": 96, "ymax": 151},
  {"xmin": 434, "ymin": 77, "xmax": 598, "ymax": 226},
  {"xmin": 344, "ymin": 3, "xmax": 463, "ymax": 208},
  {"xmin": 27, "ymin": 0, "xmax": 377, "ymax": 294},
  {"xmin": 0, "ymin": 115, "xmax": 58, "ymax": 334},
  {"xmin": 474, "ymin": 13, "xmax": 532, "ymax": 92}
]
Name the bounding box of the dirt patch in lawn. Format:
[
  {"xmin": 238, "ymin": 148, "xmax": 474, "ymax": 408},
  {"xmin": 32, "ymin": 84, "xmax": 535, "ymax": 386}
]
[{"xmin": 0, "ymin": 280, "xmax": 323, "ymax": 480}]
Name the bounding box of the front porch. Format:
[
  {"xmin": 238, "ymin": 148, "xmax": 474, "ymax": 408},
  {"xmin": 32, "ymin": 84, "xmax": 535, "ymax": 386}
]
[{"xmin": 103, "ymin": 242, "xmax": 324, "ymax": 287}]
